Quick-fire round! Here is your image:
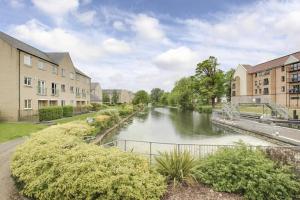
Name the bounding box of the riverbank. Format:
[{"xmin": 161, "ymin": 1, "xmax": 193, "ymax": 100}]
[{"xmin": 93, "ymin": 111, "xmax": 137, "ymax": 144}]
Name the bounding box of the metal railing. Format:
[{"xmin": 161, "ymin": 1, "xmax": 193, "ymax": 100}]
[{"xmin": 101, "ymin": 139, "xmax": 300, "ymax": 166}]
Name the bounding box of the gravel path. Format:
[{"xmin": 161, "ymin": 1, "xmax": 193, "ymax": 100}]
[{"xmin": 0, "ymin": 138, "xmax": 26, "ymax": 200}]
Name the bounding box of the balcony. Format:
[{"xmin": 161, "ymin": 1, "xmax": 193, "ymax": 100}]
[
  {"xmin": 51, "ymin": 88, "xmax": 59, "ymax": 97},
  {"xmin": 37, "ymin": 87, "xmax": 47, "ymax": 96},
  {"xmin": 289, "ymin": 88, "xmax": 300, "ymax": 94},
  {"xmin": 288, "ymin": 63, "xmax": 300, "ymax": 73},
  {"xmin": 288, "ymin": 77, "xmax": 300, "ymax": 83}
]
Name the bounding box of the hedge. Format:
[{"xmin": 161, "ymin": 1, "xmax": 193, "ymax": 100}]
[
  {"xmin": 39, "ymin": 106, "xmax": 63, "ymax": 121},
  {"xmin": 11, "ymin": 122, "xmax": 166, "ymax": 200},
  {"xmin": 62, "ymin": 106, "xmax": 73, "ymax": 117}
]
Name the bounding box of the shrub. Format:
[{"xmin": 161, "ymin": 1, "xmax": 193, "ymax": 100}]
[
  {"xmin": 155, "ymin": 149, "xmax": 198, "ymax": 185},
  {"xmin": 90, "ymin": 103, "xmax": 109, "ymax": 111},
  {"xmin": 197, "ymin": 105, "xmax": 212, "ymax": 113},
  {"xmin": 11, "ymin": 125, "xmax": 166, "ymax": 200},
  {"xmin": 196, "ymin": 144, "xmax": 300, "ymax": 200},
  {"xmin": 39, "ymin": 106, "xmax": 63, "ymax": 121},
  {"xmin": 62, "ymin": 106, "xmax": 73, "ymax": 117},
  {"xmin": 93, "ymin": 115, "xmax": 112, "ymax": 131},
  {"xmin": 118, "ymin": 105, "xmax": 134, "ymax": 117},
  {"xmin": 97, "ymin": 109, "xmax": 120, "ymax": 124}
]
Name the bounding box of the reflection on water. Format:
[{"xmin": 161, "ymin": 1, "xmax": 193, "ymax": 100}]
[{"xmin": 102, "ymin": 107, "xmax": 274, "ymax": 146}]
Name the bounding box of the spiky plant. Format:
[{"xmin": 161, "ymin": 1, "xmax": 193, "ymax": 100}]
[{"xmin": 155, "ymin": 149, "xmax": 198, "ymax": 185}]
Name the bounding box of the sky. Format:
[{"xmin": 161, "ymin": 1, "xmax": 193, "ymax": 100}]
[{"xmin": 1, "ymin": 0, "xmax": 300, "ymax": 92}]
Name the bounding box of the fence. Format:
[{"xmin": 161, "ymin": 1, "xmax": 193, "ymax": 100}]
[{"xmin": 102, "ymin": 139, "xmax": 300, "ymax": 167}]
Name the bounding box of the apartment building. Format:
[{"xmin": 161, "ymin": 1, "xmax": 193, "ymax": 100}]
[
  {"xmin": 0, "ymin": 31, "xmax": 91, "ymax": 121},
  {"xmin": 103, "ymin": 89, "xmax": 134, "ymax": 104},
  {"xmin": 231, "ymin": 51, "xmax": 300, "ymax": 108},
  {"xmin": 90, "ymin": 82, "xmax": 102, "ymax": 103}
]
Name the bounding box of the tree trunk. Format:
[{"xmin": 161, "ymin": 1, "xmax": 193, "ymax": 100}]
[{"xmin": 211, "ymin": 97, "xmax": 215, "ymax": 108}]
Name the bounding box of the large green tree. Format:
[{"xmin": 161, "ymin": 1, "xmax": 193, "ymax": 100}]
[
  {"xmin": 195, "ymin": 56, "xmax": 225, "ymax": 107},
  {"xmin": 132, "ymin": 90, "xmax": 149, "ymax": 105},
  {"xmin": 111, "ymin": 91, "xmax": 120, "ymax": 104},
  {"xmin": 159, "ymin": 92, "xmax": 169, "ymax": 105},
  {"xmin": 224, "ymin": 69, "xmax": 235, "ymax": 102},
  {"xmin": 102, "ymin": 92, "xmax": 110, "ymax": 104},
  {"xmin": 150, "ymin": 88, "xmax": 164, "ymax": 104}
]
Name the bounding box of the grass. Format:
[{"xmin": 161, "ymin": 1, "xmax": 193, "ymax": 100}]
[
  {"xmin": 0, "ymin": 122, "xmax": 47, "ymax": 143},
  {"xmin": 238, "ymin": 105, "xmax": 272, "ymax": 115}
]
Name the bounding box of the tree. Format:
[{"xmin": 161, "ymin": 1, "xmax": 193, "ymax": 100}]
[
  {"xmin": 195, "ymin": 56, "xmax": 225, "ymax": 108},
  {"xmin": 103, "ymin": 92, "xmax": 110, "ymax": 104},
  {"xmin": 224, "ymin": 69, "xmax": 235, "ymax": 102},
  {"xmin": 132, "ymin": 90, "xmax": 149, "ymax": 105},
  {"xmin": 112, "ymin": 91, "xmax": 120, "ymax": 104},
  {"xmin": 150, "ymin": 88, "xmax": 164, "ymax": 104},
  {"xmin": 159, "ymin": 92, "xmax": 169, "ymax": 105}
]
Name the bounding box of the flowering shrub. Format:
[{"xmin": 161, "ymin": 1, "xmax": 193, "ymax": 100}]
[{"xmin": 11, "ymin": 124, "xmax": 166, "ymax": 200}]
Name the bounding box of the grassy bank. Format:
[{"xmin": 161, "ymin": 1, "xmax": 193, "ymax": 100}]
[{"xmin": 0, "ymin": 122, "xmax": 47, "ymax": 143}]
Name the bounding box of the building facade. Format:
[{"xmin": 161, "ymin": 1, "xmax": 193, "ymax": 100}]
[
  {"xmin": 231, "ymin": 51, "xmax": 300, "ymax": 108},
  {"xmin": 103, "ymin": 89, "xmax": 134, "ymax": 104},
  {"xmin": 90, "ymin": 82, "xmax": 102, "ymax": 103},
  {"xmin": 0, "ymin": 32, "xmax": 91, "ymax": 121}
]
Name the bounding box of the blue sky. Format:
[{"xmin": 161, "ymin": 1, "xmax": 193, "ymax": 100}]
[{"xmin": 1, "ymin": 0, "xmax": 300, "ymax": 92}]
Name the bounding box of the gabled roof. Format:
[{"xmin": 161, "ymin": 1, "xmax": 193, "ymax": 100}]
[
  {"xmin": 46, "ymin": 52, "xmax": 69, "ymax": 63},
  {"xmin": 245, "ymin": 51, "xmax": 300, "ymax": 73},
  {"xmin": 75, "ymin": 67, "xmax": 90, "ymax": 78},
  {"xmin": 0, "ymin": 31, "xmax": 57, "ymax": 64}
]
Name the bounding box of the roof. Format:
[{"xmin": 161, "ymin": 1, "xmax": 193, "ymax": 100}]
[
  {"xmin": 75, "ymin": 67, "xmax": 90, "ymax": 78},
  {"xmin": 0, "ymin": 31, "xmax": 57, "ymax": 64},
  {"xmin": 244, "ymin": 51, "xmax": 300, "ymax": 73},
  {"xmin": 46, "ymin": 52, "xmax": 69, "ymax": 63}
]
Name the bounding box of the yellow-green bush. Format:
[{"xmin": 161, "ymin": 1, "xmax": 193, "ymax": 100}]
[
  {"xmin": 118, "ymin": 105, "xmax": 134, "ymax": 117},
  {"xmin": 93, "ymin": 115, "xmax": 112, "ymax": 131},
  {"xmin": 11, "ymin": 124, "xmax": 166, "ymax": 200}
]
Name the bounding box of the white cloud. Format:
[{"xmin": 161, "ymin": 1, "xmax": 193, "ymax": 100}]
[
  {"xmin": 102, "ymin": 38, "xmax": 131, "ymax": 54},
  {"xmin": 8, "ymin": 0, "xmax": 24, "ymax": 8},
  {"xmin": 31, "ymin": 0, "xmax": 79, "ymax": 16},
  {"xmin": 131, "ymin": 14, "xmax": 166, "ymax": 42},
  {"xmin": 74, "ymin": 10, "xmax": 96, "ymax": 25},
  {"xmin": 113, "ymin": 21, "xmax": 126, "ymax": 31},
  {"xmin": 154, "ymin": 47, "xmax": 198, "ymax": 71}
]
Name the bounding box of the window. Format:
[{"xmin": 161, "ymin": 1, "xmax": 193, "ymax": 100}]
[
  {"xmin": 51, "ymin": 83, "xmax": 57, "ymax": 96},
  {"xmin": 82, "ymin": 89, "xmax": 86, "ymax": 97},
  {"xmin": 70, "ymin": 86, "xmax": 74, "ymax": 93},
  {"xmin": 255, "ymin": 81, "xmax": 257, "ymax": 86},
  {"xmin": 24, "ymin": 99, "xmax": 32, "ymax": 109},
  {"xmin": 255, "ymin": 89, "xmax": 257, "ymax": 94},
  {"xmin": 281, "ymin": 66, "xmax": 285, "ymax": 72},
  {"xmin": 76, "ymin": 87, "xmax": 80, "ymax": 96},
  {"xmin": 281, "ymin": 86, "xmax": 285, "ymax": 92},
  {"xmin": 37, "ymin": 80, "xmax": 46, "ymax": 95},
  {"xmin": 232, "ymin": 83, "xmax": 236, "ymax": 89},
  {"xmin": 263, "ymin": 78, "xmax": 269, "ymax": 85},
  {"xmin": 281, "ymin": 76, "xmax": 285, "ymax": 82},
  {"xmin": 61, "ymin": 100, "xmax": 65, "ymax": 106},
  {"xmin": 232, "ymin": 91, "xmax": 236, "ymax": 96},
  {"xmin": 61, "ymin": 84, "xmax": 66, "ymax": 92},
  {"xmin": 38, "ymin": 61, "xmax": 45, "ymax": 70},
  {"xmin": 263, "ymin": 88, "xmax": 269, "ymax": 95},
  {"xmin": 52, "ymin": 66, "xmax": 58, "ymax": 75},
  {"xmin": 24, "ymin": 55, "xmax": 31, "ymax": 66},
  {"xmin": 70, "ymin": 72, "xmax": 74, "ymax": 80},
  {"xmin": 61, "ymin": 68, "xmax": 65, "ymax": 77},
  {"xmin": 259, "ymin": 89, "xmax": 262, "ymax": 94},
  {"xmin": 255, "ymin": 73, "xmax": 257, "ymax": 77},
  {"xmin": 24, "ymin": 77, "xmax": 32, "ymax": 86}
]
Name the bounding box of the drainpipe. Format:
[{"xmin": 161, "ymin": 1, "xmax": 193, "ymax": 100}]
[{"xmin": 18, "ymin": 50, "xmax": 21, "ymax": 121}]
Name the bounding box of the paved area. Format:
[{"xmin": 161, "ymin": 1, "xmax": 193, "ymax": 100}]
[
  {"xmin": 0, "ymin": 138, "xmax": 26, "ymax": 200},
  {"xmin": 213, "ymin": 117, "xmax": 300, "ymax": 146}
]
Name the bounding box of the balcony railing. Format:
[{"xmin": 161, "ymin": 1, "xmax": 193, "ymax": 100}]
[
  {"xmin": 288, "ymin": 77, "xmax": 300, "ymax": 83},
  {"xmin": 288, "ymin": 63, "xmax": 300, "ymax": 73},
  {"xmin": 37, "ymin": 87, "xmax": 47, "ymax": 96},
  {"xmin": 51, "ymin": 88, "xmax": 59, "ymax": 96},
  {"xmin": 289, "ymin": 88, "xmax": 300, "ymax": 94}
]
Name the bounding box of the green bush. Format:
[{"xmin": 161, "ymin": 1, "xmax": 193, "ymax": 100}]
[
  {"xmin": 90, "ymin": 103, "xmax": 109, "ymax": 111},
  {"xmin": 97, "ymin": 109, "xmax": 120, "ymax": 124},
  {"xmin": 155, "ymin": 149, "xmax": 198, "ymax": 185},
  {"xmin": 118, "ymin": 105, "xmax": 134, "ymax": 117},
  {"xmin": 92, "ymin": 115, "xmax": 112, "ymax": 132},
  {"xmin": 39, "ymin": 106, "xmax": 63, "ymax": 121},
  {"xmin": 196, "ymin": 144, "xmax": 300, "ymax": 200},
  {"xmin": 62, "ymin": 106, "xmax": 73, "ymax": 117},
  {"xmin": 197, "ymin": 105, "xmax": 212, "ymax": 113},
  {"xmin": 11, "ymin": 123, "xmax": 166, "ymax": 200}
]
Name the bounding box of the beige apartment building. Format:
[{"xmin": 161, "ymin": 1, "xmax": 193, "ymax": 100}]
[
  {"xmin": 231, "ymin": 51, "xmax": 300, "ymax": 108},
  {"xmin": 103, "ymin": 89, "xmax": 134, "ymax": 104},
  {"xmin": 0, "ymin": 31, "xmax": 91, "ymax": 121},
  {"xmin": 90, "ymin": 82, "xmax": 102, "ymax": 103}
]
